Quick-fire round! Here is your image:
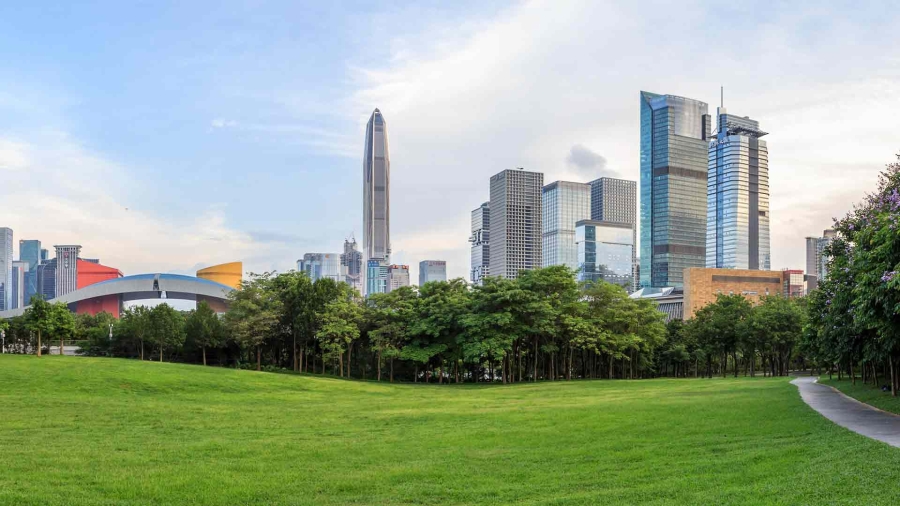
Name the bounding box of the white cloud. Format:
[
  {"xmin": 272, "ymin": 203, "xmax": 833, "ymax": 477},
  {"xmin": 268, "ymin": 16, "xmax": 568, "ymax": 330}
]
[{"xmin": 210, "ymin": 118, "xmax": 238, "ymax": 128}]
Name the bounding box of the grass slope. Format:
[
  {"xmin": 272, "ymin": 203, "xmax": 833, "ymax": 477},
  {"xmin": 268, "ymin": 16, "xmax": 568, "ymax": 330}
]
[
  {"xmin": 2, "ymin": 356, "xmax": 899, "ymax": 505},
  {"xmin": 820, "ymin": 377, "xmax": 900, "ymax": 416}
]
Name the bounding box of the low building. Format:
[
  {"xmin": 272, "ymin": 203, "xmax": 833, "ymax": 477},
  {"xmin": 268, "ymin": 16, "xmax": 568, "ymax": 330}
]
[
  {"xmin": 575, "ymin": 220, "xmax": 633, "ymax": 290},
  {"xmin": 630, "ymin": 287, "xmax": 683, "ymax": 322},
  {"xmin": 387, "ymin": 264, "xmax": 410, "ymax": 292},
  {"xmin": 782, "ymin": 269, "xmax": 804, "ymax": 298},
  {"xmin": 298, "ymin": 253, "xmax": 342, "ymax": 283},
  {"xmin": 683, "ymin": 267, "xmax": 783, "ymax": 319}
]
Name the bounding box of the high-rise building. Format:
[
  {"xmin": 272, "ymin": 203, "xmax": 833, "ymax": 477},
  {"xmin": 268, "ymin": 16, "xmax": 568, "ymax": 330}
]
[
  {"xmin": 0, "ymin": 228, "xmax": 12, "ymax": 311},
  {"xmin": 707, "ymin": 107, "xmax": 770, "ymax": 270},
  {"xmin": 54, "ymin": 245, "xmax": 82, "ymax": 297},
  {"xmin": 363, "ymin": 108, "xmax": 391, "ymax": 294},
  {"xmin": 19, "ymin": 239, "xmax": 40, "ymax": 305},
  {"xmin": 387, "ymin": 264, "xmax": 410, "ymax": 292},
  {"xmin": 805, "ymin": 229, "xmax": 836, "ymax": 287},
  {"xmin": 469, "ymin": 202, "xmax": 490, "ymax": 285},
  {"xmin": 37, "ymin": 258, "xmax": 56, "ymax": 300},
  {"xmin": 418, "ymin": 260, "xmax": 447, "ymax": 286},
  {"xmin": 10, "ymin": 260, "xmax": 28, "ymax": 309},
  {"xmin": 366, "ymin": 260, "xmax": 389, "ymax": 295},
  {"xmin": 542, "ymin": 181, "xmax": 591, "ymax": 272},
  {"xmin": 489, "ymin": 169, "xmax": 543, "ymax": 279},
  {"xmin": 575, "ymin": 220, "xmax": 634, "ymax": 289},
  {"xmin": 590, "ymin": 177, "xmax": 638, "ymax": 289},
  {"xmin": 783, "ymin": 269, "xmax": 804, "ymax": 298},
  {"xmin": 640, "ymin": 91, "xmax": 711, "ymax": 288},
  {"xmin": 40, "ymin": 248, "xmax": 49, "ymax": 262},
  {"xmin": 340, "ymin": 237, "xmax": 363, "ymax": 293},
  {"xmin": 805, "ymin": 237, "xmax": 819, "ymax": 280},
  {"xmin": 297, "ymin": 253, "xmax": 342, "ymax": 283}
]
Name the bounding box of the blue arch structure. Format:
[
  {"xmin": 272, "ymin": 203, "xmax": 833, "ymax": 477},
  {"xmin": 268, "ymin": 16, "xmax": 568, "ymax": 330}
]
[{"xmin": 0, "ymin": 273, "xmax": 235, "ymax": 319}]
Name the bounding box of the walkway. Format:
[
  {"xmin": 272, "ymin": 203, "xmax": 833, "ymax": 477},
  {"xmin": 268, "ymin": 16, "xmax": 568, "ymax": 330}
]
[{"xmin": 792, "ymin": 376, "xmax": 900, "ymax": 448}]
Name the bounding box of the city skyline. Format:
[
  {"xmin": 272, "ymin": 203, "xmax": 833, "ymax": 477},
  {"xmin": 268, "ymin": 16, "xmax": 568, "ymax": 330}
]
[{"xmin": 1, "ymin": 2, "xmax": 897, "ymax": 284}]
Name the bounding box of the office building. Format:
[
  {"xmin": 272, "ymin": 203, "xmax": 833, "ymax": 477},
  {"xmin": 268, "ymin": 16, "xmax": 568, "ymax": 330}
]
[
  {"xmin": 590, "ymin": 177, "xmax": 637, "ymax": 289},
  {"xmin": 37, "ymin": 259, "xmax": 56, "ymax": 300},
  {"xmin": 783, "ymin": 269, "xmax": 804, "ymax": 298},
  {"xmin": 805, "ymin": 229, "xmax": 836, "ymax": 287},
  {"xmin": 542, "ymin": 181, "xmax": 591, "ymax": 272},
  {"xmin": 0, "ymin": 228, "xmax": 11, "ymax": 311},
  {"xmin": 707, "ymin": 106, "xmax": 770, "ymax": 270},
  {"xmin": 297, "ymin": 253, "xmax": 342, "ymax": 283},
  {"xmin": 366, "ymin": 260, "xmax": 389, "ymax": 296},
  {"xmin": 363, "ymin": 108, "xmax": 391, "ymax": 294},
  {"xmin": 387, "ymin": 264, "xmax": 409, "ymax": 293},
  {"xmin": 10, "ymin": 261, "xmax": 28, "ymax": 309},
  {"xmin": 419, "ymin": 260, "xmax": 447, "ymax": 286},
  {"xmin": 341, "ymin": 237, "xmax": 363, "ymax": 293},
  {"xmin": 40, "ymin": 248, "xmax": 49, "ymax": 262},
  {"xmin": 469, "ymin": 202, "xmax": 490, "ymax": 285},
  {"xmin": 19, "ymin": 239, "xmax": 40, "ymax": 304},
  {"xmin": 489, "ymin": 169, "xmax": 543, "ymax": 279},
  {"xmin": 54, "ymin": 245, "xmax": 82, "ymax": 297},
  {"xmin": 683, "ymin": 267, "xmax": 783, "ymax": 319},
  {"xmin": 640, "ymin": 91, "xmax": 711, "ymax": 288},
  {"xmin": 576, "ymin": 220, "xmax": 634, "ymax": 289}
]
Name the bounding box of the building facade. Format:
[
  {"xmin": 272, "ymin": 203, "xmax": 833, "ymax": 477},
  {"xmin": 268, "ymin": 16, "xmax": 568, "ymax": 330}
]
[
  {"xmin": 366, "ymin": 260, "xmax": 389, "ymax": 296},
  {"xmin": 37, "ymin": 259, "xmax": 56, "ymax": 300},
  {"xmin": 418, "ymin": 260, "xmax": 447, "ymax": 286},
  {"xmin": 590, "ymin": 177, "xmax": 638, "ymax": 290},
  {"xmin": 707, "ymin": 108, "xmax": 770, "ymax": 270},
  {"xmin": 297, "ymin": 253, "xmax": 342, "ymax": 283},
  {"xmin": 469, "ymin": 202, "xmax": 490, "ymax": 285},
  {"xmin": 489, "ymin": 169, "xmax": 543, "ymax": 279},
  {"xmin": 0, "ymin": 228, "xmax": 12, "ymax": 311},
  {"xmin": 19, "ymin": 239, "xmax": 40, "ymax": 305},
  {"xmin": 575, "ymin": 220, "xmax": 633, "ymax": 289},
  {"xmin": 387, "ymin": 264, "xmax": 410, "ymax": 292},
  {"xmin": 363, "ymin": 108, "xmax": 391, "ymax": 294},
  {"xmin": 640, "ymin": 91, "xmax": 711, "ymax": 288},
  {"xmin": 196, "ymin": 262, "xmax": 243, "ymax": 290},
  {"xmin": 683, "ymin": 267, "xmax": 783, "ymax": 319},
  {"xmin": 10, "ymin": 260, "xmax": 27, "ymax": 309},
  {"xmin": 542, "ymin": 181, "xmax": 591, "ymax": 272},
  {"xmin": 783, "ymin": 269, "xmax": 804, "ymax": 298},
  {"xmin": 805, "ymin": 229, "xmax": 836, "ymax": 287},
  {"xmin": 54, "ymin": 245, "xmax": 82, "ymax": 298},
  {"xmin": 341, "ymin": 237, "xmax": 363, "ymax": 293}
]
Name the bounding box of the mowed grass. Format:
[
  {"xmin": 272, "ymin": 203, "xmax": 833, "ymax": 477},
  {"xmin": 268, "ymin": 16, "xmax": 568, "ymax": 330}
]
[
  {"xmin": 2, "ymin": 356, "xmax": 900, "ymax": 505},
  {"xmin": 820, "ymin": 377, "xmax": 900, "ymax": 416}
]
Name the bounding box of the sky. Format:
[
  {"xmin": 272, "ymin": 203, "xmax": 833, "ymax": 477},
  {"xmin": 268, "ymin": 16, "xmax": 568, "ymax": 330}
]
[{"xmin": 1, "ymin": 0, "xmax": 899, "ymax": 284}]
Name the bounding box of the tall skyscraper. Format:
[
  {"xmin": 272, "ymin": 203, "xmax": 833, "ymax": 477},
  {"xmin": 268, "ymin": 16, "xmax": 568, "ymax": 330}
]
[
  {"xmin": 363, "ymin": 108, "xmax": 391, "ymax": 294},
  {"xmin": 366, "ymin": 260, "xmax": 389, "ymax": 295},
  {"xmin": 805, "ymin": 237, "xmax": 820, "ymax": 280},
  {"xmin": 387, "ymin": 264, "xmax": 410, "ymax": 293},
  {"xmin": 489, "ymin": 169, "xmax": 543, "ymax": 279},
  {"xmin": 469, "ymin": 202, "xmax": 490, "ymax": 285},
  {"xmin": 54, "ymin": 245, "xmax": 82, "ymax": 297},
  {"xmin": 707, "ymin": 106, "xmax": 770, "ymax": 270},
  {"xmin": 576, "ymin": 220, "xmax": 634, "ymax": 289},
  {"xmin": 37, "ymin": 258, "xmax": 56, "ymax": 300},
  {"xmin": 419, "ymin": 260, "xmax": 447, "ymax": 286},
  {"xmin": 542, "ymin": 181, "xmax": 591, "ymax": 272},
  {"xmin": 340, "ymin": 237, "xmax": 363, "ymax": 293},
  {"xmin": 590, "ymin": 177, "xmax": 637, "ymax": 289},
  {"xmin": 19, "ymin": 239, "xmax": 40, "ymax": 305},
  {"xmin": 640, "ymin": 91, "xmax": 711, "ymax": 288},
  {"xmin": 10, "ymin": 261, "xmax": 28, "ymax": 309},
  {"xmin": 0, "ymin": 228, "xmax": 12, "ymax": 311},
  {"xmin": 297, "ymin": 253, "xmax": 342, "ymax": 283},
  {"xmin": 804, "ymin": 229, "xmax": 837, "ymax": 285}
]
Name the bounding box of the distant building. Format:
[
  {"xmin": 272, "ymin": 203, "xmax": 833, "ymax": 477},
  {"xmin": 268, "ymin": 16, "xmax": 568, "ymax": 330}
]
[
  {"xmin": 683, "ymin": 267, "xmax": 783, "ymax": 319},
  {"xmin": 40, "ymin": 248, "xmax": 49, "ymax": 262},
  {"xmin": 19, "ymin": 239, "xmax": 40, "ymax": 304},
  {"xmin": 54, "ymin": 245, "xmax": 82, "ymax": 297},
  {"xmin": 196, "ymin": 262, "xmax": 243, "ymax": 290},
  {"xmin": 542, "ymin": 181, "xmax": 591, "ymax": 272},
  {"xmin": 297, "ymin": 253, "xmax": 342, "ymax": 283},
  {"xmin": 469, "ymin": 202, "xmax": 490, "ymax": 285},
  {"xmin": 783, "ymin": 269, "xmax": 804, "ymax": 298},
  {"xmin": 489, "ymin": 169, "xmax": 543, "ymax": 279},
  {"xmin": 590, "ymin": 177, "xmax": 638, "ymax": 290},
  {"xmin": 10, "ymin": 261, "xmax": 28, "ymax": 309},
  {"xmin": 387, "ymin": 264, "xmax": 409, "ymax": 293},
  {"xmin": 366, "ymin": 260, "xmax": 389, "ymax": 295},
  {"xmin": 340, "ymin": 237, "xmax": 363, "ymax": 293},
  {"xmin": 630, "ymin": 287, "xmax": 684, "ymax": 322},
  {"xmin": 575, "ymin": 220, "xmax": 633, "ymax": 290},
  {"xmin": 363, "ymin": 108, "xmax": 391, "ymax": 294},
  {"xmin": 0, "ymin": 228, "xmax": 11, "ymax": 310},
  {"xmin": 419, "ymin": 260, "xmax": 447, "ymax": 286},
  {"xmin": 707, "ymin": 106, "xmax": 770, "ymax": 270},
  {"xmin": 37, "ymin": 259, "xmax": 56, "ymax": 300},
  {"xmin": 640, "ymin": 91, "xmax": 711, "ymax": 288}
]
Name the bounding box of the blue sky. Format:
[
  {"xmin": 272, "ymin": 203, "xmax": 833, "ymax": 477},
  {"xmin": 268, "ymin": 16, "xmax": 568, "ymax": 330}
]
[{"xmin": 1, "ymin": 1, "xmax": 899, "ymax": 282}]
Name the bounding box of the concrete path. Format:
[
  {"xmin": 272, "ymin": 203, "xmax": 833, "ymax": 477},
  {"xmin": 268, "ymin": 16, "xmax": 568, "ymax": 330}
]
[{"xmin": 792, "ymin": 376, "xmax": 900, "ymax": 448}]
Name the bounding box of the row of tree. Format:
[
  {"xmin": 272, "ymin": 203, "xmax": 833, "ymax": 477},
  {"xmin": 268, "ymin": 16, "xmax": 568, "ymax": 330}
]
[{"xmin": 802, "ymin": 156, "xmax": 900, "ymax": 395}]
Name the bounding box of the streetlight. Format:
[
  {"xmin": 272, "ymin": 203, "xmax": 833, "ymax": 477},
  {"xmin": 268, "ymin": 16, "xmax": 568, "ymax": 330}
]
[{"xmin": 1, "ymin": 330, "xmax": 5, "ymax": 354}]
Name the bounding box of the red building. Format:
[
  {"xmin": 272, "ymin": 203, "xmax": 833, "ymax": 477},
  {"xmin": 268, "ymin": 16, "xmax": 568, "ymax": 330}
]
[
  {"xmin": 782, "ymin": 269, "xmax": 805, "ymax": 298},
  {"xmin": 74, "ymin": 259, "xmax": 123, "ymax": 316}
]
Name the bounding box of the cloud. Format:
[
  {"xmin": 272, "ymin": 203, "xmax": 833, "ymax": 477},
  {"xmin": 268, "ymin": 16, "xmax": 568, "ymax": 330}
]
[
  {"xmin": 210, "ymin": 118, "xmax": 238, "ymax": 128},
  {"xmin": 566, "ymin": 144, "xmax": 616, "ymax": 178}
]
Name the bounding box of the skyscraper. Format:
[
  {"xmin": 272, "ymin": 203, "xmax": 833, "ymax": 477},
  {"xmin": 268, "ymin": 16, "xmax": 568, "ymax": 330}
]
[
  {"xmin": 707, "ymin": 107, "xmax": 770, "ymax": 270},
  {"xmin": 590, "ymin": 177, "xmax": 637, "ymax": 290},
  {"xmin": 297, "ymin": 253, "xmax": 342, "ymax": 283},
  {"xmin": 363, "ymin": 108, "xmax": 391, "ymax": 294},
  {"xmin": 387, "ymin": 264, "xmax": 410, "ymax": 292},
  {"xmin": 542, "ymin": 181, "xmax": 591, "ymax": 272},
  {"xmin": 0, "ymin": 228, "xmax": 12, "ymax": 311},
  {"xmin": 489, "ymin": 169, "xmax": 543, "ymax": 279},
  {"xmin": 469, "ymin": 202, "xmax": 490, "ymax": 285},
  {"xmin": 805, "ymin": 236, "xmax": 820, "ymax": 280},
  {"xmin": 54, "ymin": 245, "xmax": 82, "ymax": 297},
  {"xmin": 418, "ymin": 260, "xmax": 447, "ymax": 286},
  {"xmin": 19, "ymin": 239, "xmax": 40, "ymax": 305},
  {"xmin": 640, "ymin": 91, "xmax": 711, "ymax": 288},
  {"xmin": 341, "ymin": 237, "xmax": 363, "ymax": 293},
  {"xmin": 10, "ymin": 261, "xmax": 28, "ymax": 309},
  {"xmin": 37, "ymin": 258, "xmax": 56, "ymax": 300}
]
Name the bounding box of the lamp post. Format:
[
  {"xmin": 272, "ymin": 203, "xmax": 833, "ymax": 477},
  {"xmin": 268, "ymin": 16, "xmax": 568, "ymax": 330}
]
[{"xmin": 1, "ymin": 330, "xmax": 5, "ymax": 354}]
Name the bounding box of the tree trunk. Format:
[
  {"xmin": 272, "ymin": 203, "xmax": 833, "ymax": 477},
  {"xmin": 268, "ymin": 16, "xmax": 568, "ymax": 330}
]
[
  {"xmin": 733, "ymin": 352, "xmax": 738, "ymax": 378},
  {"xmin": 36, "ymin": 329, "xmax": 42, "ymax": 357},
  {"xmin": 140, "ymin": 339, "xmax": 144, "ymax": 360},
  {"xmin": 160, "ymin": 346, "xmax": 164, "ymax": 363},
  {"xmin": 533, "ymin": 337, "xmax": 538, "ymax": 382},
  {"xmin": 293, "ymin": 332, "xmax": 298, "ymax": 371},
  {"xmin": 347, "ymin": 343, "xmax": 353, "ymax": 379},
  {"xmin": 377, "ymin": 350, "xmax": 382, "ymax": 381},
  {"xmin": 339, "ymin": 352, "xmax": 344, "ymax": 377},
  {"xmin": 202, "ymin": 347, "xmax": 207, "ymax": 366},
  {"xmin": 851, "ymin": 361, "xmax": 856, "ymax": 385},
  {"xmin": 415, "ymin": 365, "xmax": 418, "ymax": 383},
  {"xmin": 60, "ymin": 336, "xmax": 64, "ymax": 357},
  {"xmin": 256, "ymin": 346, "xmax": 261, "ymax": 371},
  {"xmin": 390, "ymin": 358, "xmax": 394, "ymax": 383}
]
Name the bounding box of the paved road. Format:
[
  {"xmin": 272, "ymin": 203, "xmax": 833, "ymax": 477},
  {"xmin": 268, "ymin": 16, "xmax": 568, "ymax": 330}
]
[{"xmin": 792, "ymin": 376, "xmax": 900, "ymax": 448}]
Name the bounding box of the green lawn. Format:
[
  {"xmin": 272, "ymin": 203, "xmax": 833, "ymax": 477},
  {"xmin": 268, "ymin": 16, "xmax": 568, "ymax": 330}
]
[
  {"xmin": 2, "ymin": 356, "xmax": 900, "ymax": 505},
  {"xmin": 820, "ymin": 377, "xmax": 900, "ymax": 416}
]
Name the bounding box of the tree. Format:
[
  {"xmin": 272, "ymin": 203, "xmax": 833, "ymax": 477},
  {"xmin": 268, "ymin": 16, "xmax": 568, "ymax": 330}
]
[
  {"xmin": 405, "ymin": 279, "xmax": 470, "ymax": 383},
  {"xmin": 185, "ymin": 301, "xmax": 224, "ymax": 366},
  {"xmin": 366, "ymin": 287, "xmax": 417, "ymax": 382},
  {"xmin": 120, "ymin": 306, "xmax": 152, "ymax": 360},
  {"xmin": 23, "ymin": 298, "xmax": 52, "ymax": 357},
  {"xmin": 225, "ymin": 272, "xmax": 282, "ymax": 371},
  {"xmin": 316, "ymin": 295, "xmax": 362, "ymax": 377},
  {"xmin": 148, "ymin": 303, "xmax": 186, "ymax": 362}
]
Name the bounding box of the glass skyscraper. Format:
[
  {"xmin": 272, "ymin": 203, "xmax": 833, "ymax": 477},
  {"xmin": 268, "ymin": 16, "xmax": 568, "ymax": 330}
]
[
  {"xmin": 297, "ymin": 253, "xmax": 342, "ymax": 283},
  {"xmin": 19, "ymin": 239, "xmax": 40, "ymax": 305},
  {"xmin": 0, "ymin": 228, "xmax": 13, "ymax": 311},
  {"xmin": 640, "ymin": 91, "xmax": 711, "ymax": 288},
  {"xmin": 576, "ymin": 220, "xmax": 633, "ymax": 289},
  {"xmin": 363, "ymin": 108, "xmax": 391, "ymax": 294},
  {"xmin": 589, "ymin": 177, "xmax": 637, "ymax": 291},
  {"xmin": 707, "ymin": 107, "xmax": 770, "ymax": 270},
  {"xmin": 542, "ymin": 181, "xmax": 591, "ymax": 272},
  {"xmin": 469, "ymin": 202, "xmax": 490, "ymax": 285}
]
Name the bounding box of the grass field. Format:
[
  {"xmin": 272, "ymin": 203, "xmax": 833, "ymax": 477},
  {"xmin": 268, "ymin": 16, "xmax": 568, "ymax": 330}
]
[
  {"xmin": 2, "ymin": 356, "xmax": 900, "ymax": 505},
  {"xmin": 820, "ymin": 377, "xmax": 900, "ymax": 416}
]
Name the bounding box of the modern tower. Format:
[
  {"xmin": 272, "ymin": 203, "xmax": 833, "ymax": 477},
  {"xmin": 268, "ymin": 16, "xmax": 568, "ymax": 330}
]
[
  {"xmin": 297, "ymin": 253, "xmax": 342, "ymax": 283},
  {"xmin": 341, "ymin": 237, "xmax": 363, "ymax": 293},
  {"xmin": 640, "ymin": 91, "xmax": 711, "ymax": 288},
  {"xmin": 469, "ymin": 202, "xmax": 490, "ymax": 285},
  {"xmin": 387, "ymin": 264, "xmax": 410, "ymax": 293},
  {"xmin": 489, "ymin": 169, "xmax": 543, "ymax": 279},
  {"xmin": 10, "ymin": 260, "xmax": 28, "ymax": 309},
  {"xmin": 589, "ymin": 177, "xmax": 637, "ymax": 290},
  {"xmin": 19, "ymin": 239, "xmax": 40, "ymax": 305},
  {"xmin": 418, "ymin": 260, "xmax": 447, "ymax": 286},
  {"xmin": 363, "ymin": 108, "xmax": 390, "ymax": 295},
  {"xmin": 0, "ymin": 228, "xmax": 12, "ymax": 311},
  {"xmin": 707, "ymin": 106, "xmax": 770, "ymax": 270},
  {"xmin": 542, "ymin": 181, "xmax": 591, "ymax": 272},
  {"xmin": 54, "ymin": 245, "xmax": 82, "ymax": 298},
  {"xmin": 575, "ymin": 220, "xmax": 634, "ymax": 289}
]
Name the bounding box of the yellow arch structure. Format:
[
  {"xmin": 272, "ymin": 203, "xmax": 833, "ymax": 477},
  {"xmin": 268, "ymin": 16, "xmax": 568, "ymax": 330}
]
[{"xmin": 197, "ymin": 262, "xmax": 243, "ymax": 290}]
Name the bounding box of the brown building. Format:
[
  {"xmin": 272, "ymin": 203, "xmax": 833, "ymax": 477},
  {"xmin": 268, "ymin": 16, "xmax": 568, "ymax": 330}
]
[{"xmin": 683, "ymin": 268, "xmax": 784, "ymax": 319}]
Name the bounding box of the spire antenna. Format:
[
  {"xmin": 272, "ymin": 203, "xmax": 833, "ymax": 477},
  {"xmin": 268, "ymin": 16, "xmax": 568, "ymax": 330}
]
[{"xmin": 720, "ymin": 86, "xmax": 724, "ymax": 108}]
